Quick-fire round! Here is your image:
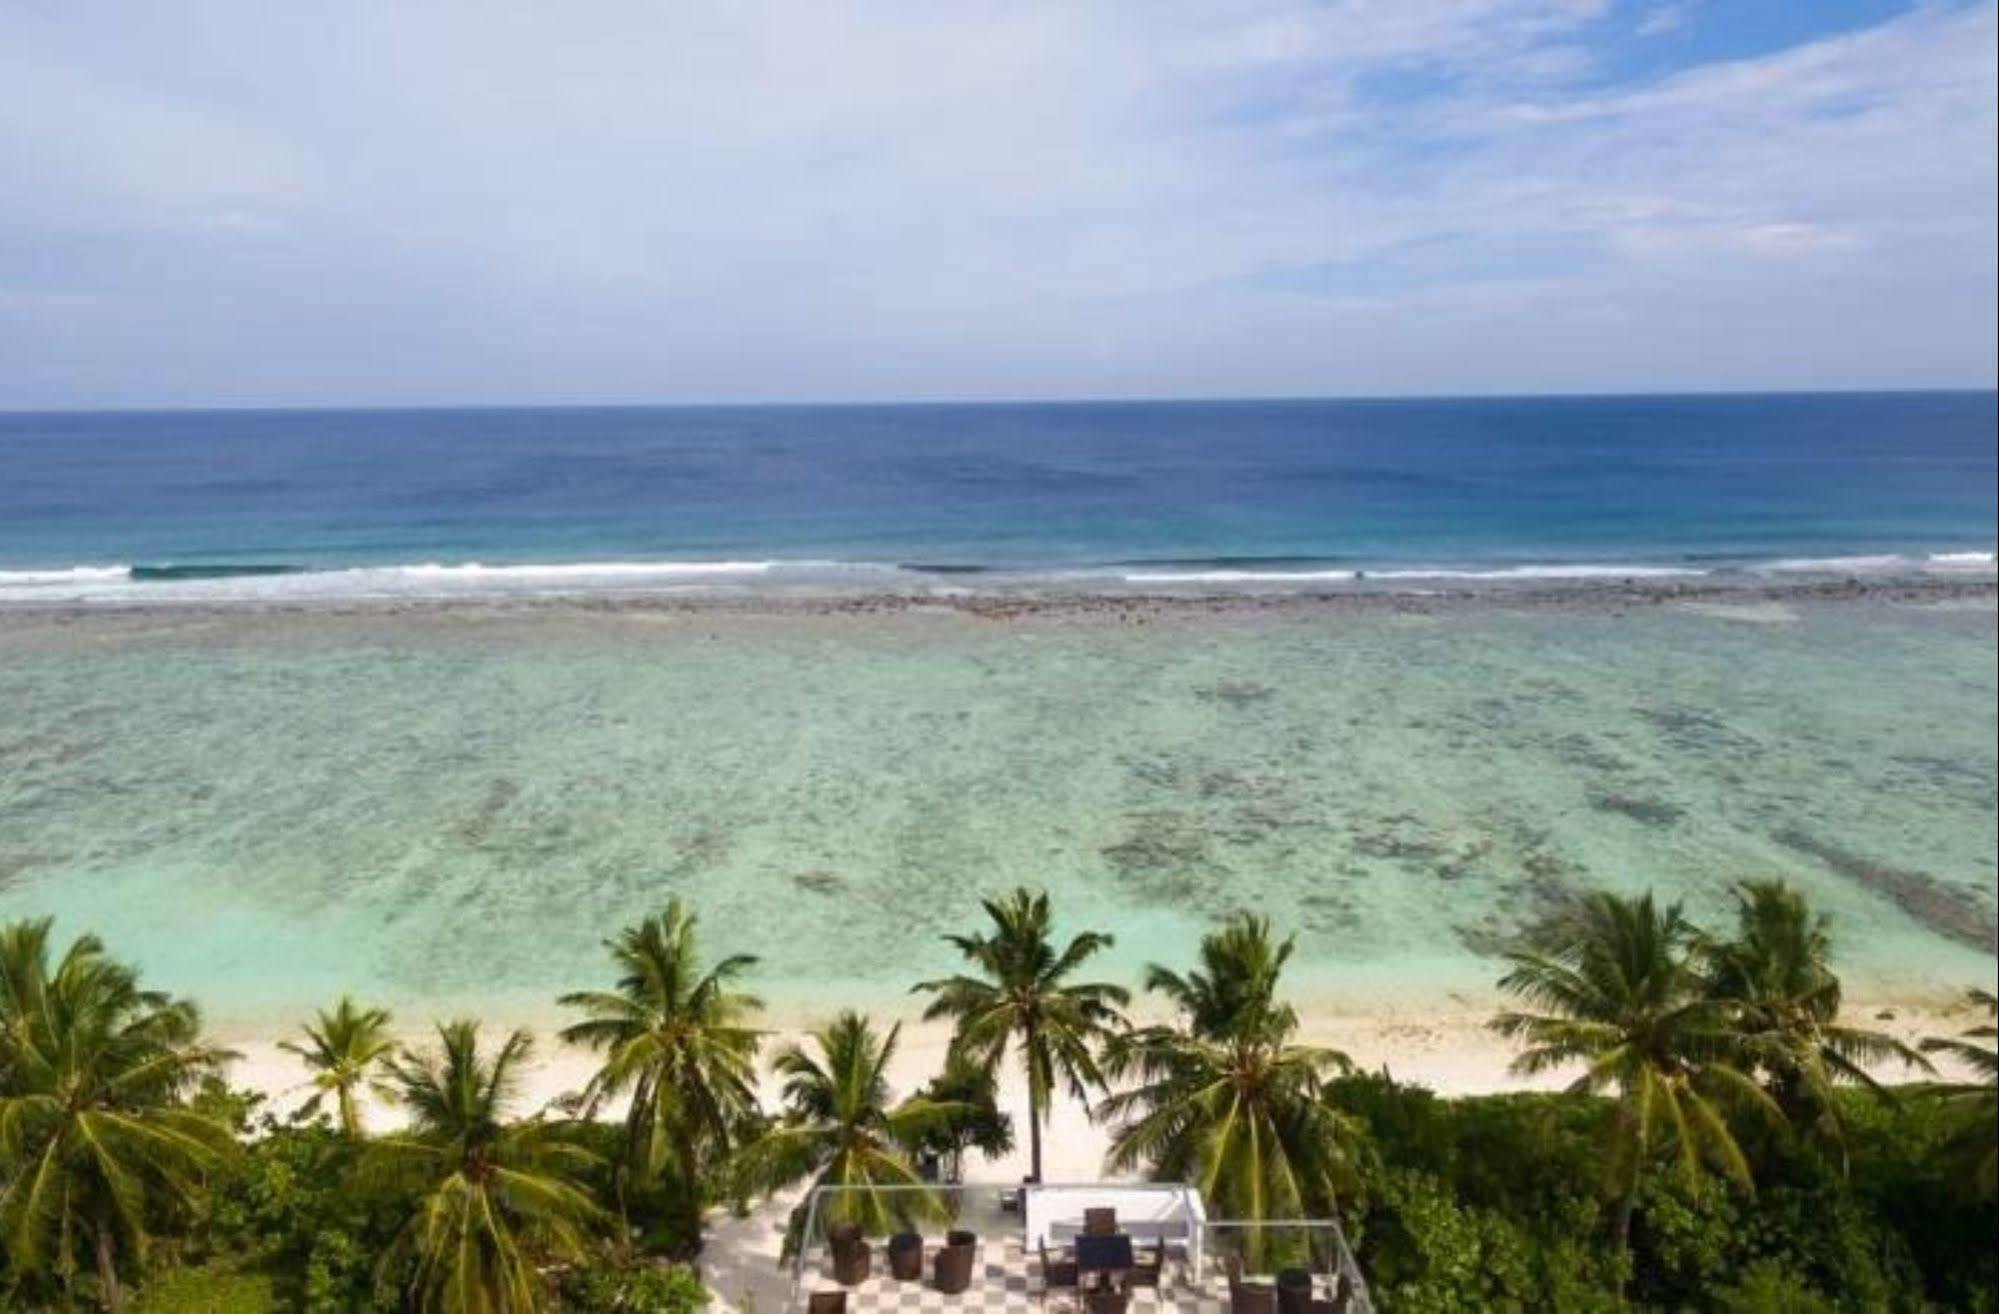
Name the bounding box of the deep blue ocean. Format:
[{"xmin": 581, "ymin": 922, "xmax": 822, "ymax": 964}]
[{"xmin": 1, "ymin": 392, "xmax": 1993, "ymax": 599}]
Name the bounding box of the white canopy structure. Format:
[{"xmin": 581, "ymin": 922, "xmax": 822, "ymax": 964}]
[{"xmin": 1022, "ymin": 1183, "xmax": 1206, "ymax": 1273}]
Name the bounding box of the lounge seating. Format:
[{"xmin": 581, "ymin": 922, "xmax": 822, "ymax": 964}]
[
  {"xmin": 933, "ymin": 1229, "xmax": 977, "ymax": 1295},
  {"xmin": 809, "ymin": 1292, "xmax": 848, "ymax": 1314},
  {"xmin": 1083, "ymin": 1207, "xmax": 1118, "ymax": 1236},
  {"xmin": 888, "ymin": 1232, "xmax": 923, "ymax": 1281},
  {"xmin": 828, "ymin": 1223, "xmax": 870, "ymax": 1287},
  {"xmin": 1276, "ymin": 1267, "xmax": 1313, "ymax": 1314},
  {"xmin": 1085, "ymin": 1289, "xmax": 1130, "ymax": 1314},
  {"xmin": 1228, "ymin": 1257, "xmax": 1277, "ymax": 1314},
  {"xmin": 1039, "ymin": 1239, "xmax": 1079, "ymax": 1291},
  {"xmin": 1127, "ymin": 1238, "xmax": 1164, "ymax": 1288}
]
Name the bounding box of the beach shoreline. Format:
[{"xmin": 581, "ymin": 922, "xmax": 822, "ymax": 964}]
[
  {"xmin": 0, "ymin": 570, "xmax": 1993, "ymax": 628},
  {"xmin": 217, "ymin": 991, "xmax": 1984, "ymax": 1173}
]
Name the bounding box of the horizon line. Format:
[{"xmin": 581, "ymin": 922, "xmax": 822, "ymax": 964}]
[{"xmin": 3, "ymin": 383, "xmax": 1996, "ymax": 419}]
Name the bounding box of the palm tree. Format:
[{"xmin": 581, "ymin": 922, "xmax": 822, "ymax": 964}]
[
  {"xmin": 1491, "ymin": 891, "xmax": 1785, "ymax": 1267},
  {"xmin": 364, "ymin": 1020, "xmax": 607, "ymax": 1314},
  {"xmin": 731, "ymin": 1011, "xmax": 960, "ymax": 1242},
  {"xmin": 558, "ymin": 900, "xmax": 762, "ymax": 1238},
  {"xmin": 1697, "ymin": 880, "xmax": 1928, "ymax": 1167},
  {"xmin": 1142, "ymin": 910, "xmax": 1296, "ymax": 1040},
  {"xmin": 0, "ymin": 918, "xmax": 237, "ymax": 1313},
  {"xmin": 278, "ymin": 995, "xmax": 397, "ymax": 1136},
  {"xmin": 1098, "ymin": 914, "xmax": 1356, "ymax": 1263},
  {"xmin": 1919, "ymin": 988, "xmax": 1997, "ymax": 1201},
  {"xmin": 907, "ymin": 1051, "xmax": 1016, "ymax": 1185},
  {"xmin": 914, "ymin": 888, "xmax": 1129, "ymax": 1182}
]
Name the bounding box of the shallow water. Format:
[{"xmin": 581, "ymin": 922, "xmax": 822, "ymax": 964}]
[{"xmin": 1, "ymin": 594, "xmax": 1992, "ymax": 1032}]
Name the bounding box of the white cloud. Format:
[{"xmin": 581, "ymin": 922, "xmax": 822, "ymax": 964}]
[
  {"xmin": 0, "ymin": 0, "xmax": 1991, "ymax": 405},
  {"xmin": 1636, "ymin": 3, "xmax": 1694, "ymax": 38}
]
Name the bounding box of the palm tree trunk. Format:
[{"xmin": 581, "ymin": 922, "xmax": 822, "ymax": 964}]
[
  {"xmin": 1024, "ymin": 1023, "xmax": 1044, "ymax": 1182},
  {"xmin": 1612, "ymin": 1190, "xmax": 1637, "ymax": 1308},
  {"xmin": 94, "ymin": 1215, "xmax": 123, "ymax": 1314},
  {"xmin": 338, "ymin": 1084, "xmax": 360, "ymax": 1138},
  {"xmin": 1027, "ymin": 1089, "xmax": 1044, "ymax": 1183}
]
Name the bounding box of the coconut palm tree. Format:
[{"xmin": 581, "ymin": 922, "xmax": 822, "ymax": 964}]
[
  {"xmin": 1098, "ymin": 914, "xmax": 1356, "ymax": 1262},
  {"xmin": 557, "ymin": 900, "xmax": 762, "ymax": 1228},
  {"xmin": 1919, "ymin": 988, "xmax": 1997, "ymax": 1201},
  {"xmin": 278, "ymin": 995, "xmax": 397, "ymax": 1137},
  {"xmin": 1142, "ymin": 910, "xmax": 1296, "ymax": 1041},
  {"xmin": 914, "ymin": 888, "xmax": 1128, "ymax": 1183},
  {"xmin": 906, "ymin": 1051, "xmax": 1015, "ymax": 1185},
  {"xmin": 364, "ymin": 1021, "xmax": 607, "ymax": 1314},
  {"xmin": 1698, "ymin": 880, "xmax": 1928, "ymax": 1167},
  {"xmin": 1491, "ymin": 891, "xmax": 1785, "ymax": 1268},
  {"xmin": 0, "ymin": 917, "xmax": 237, "ymax": 1313},
  {"xmin": 731, "ymin": 1011, "xmax": 960, "ymax": 1242}
]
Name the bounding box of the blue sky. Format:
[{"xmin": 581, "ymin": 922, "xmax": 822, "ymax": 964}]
[{"xmin": 1, "ymin": 0, "xmax": 1993, "ymax": 407}]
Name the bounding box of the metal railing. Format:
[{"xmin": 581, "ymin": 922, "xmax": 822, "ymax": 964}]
[{"xmin": 784, "ymin": 1183, "xmax": 1371, "ymax": 1314}]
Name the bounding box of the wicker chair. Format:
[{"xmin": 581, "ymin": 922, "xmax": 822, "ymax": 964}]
[
  {"xmin": 828, "ymin": 1223, "xmax": 871, "ymax": 1287},
  {"xmin": 888, "ymin": 1232, "xmax": 924, "ymax": 1282},
  {"xmin": 933, "ymin": 1229, "xmax": 977, "ymax": 1295},
  {"xmin": 1039, "ymin": 1239, "xmax": 1080, "ymax": 1292},
  {"xmin": 808, "ymin": 1292, "xmax": 848, "ymax": 1314},
  {"xmin": 1127, "ymin": 1239, "xmax": 1164, "ymax": 1288},
  {"xmin": 1085, "ymin": 1289, "xmax": 1130, "ymax": 1314},
  {"xmin": 1227, "ymin": 1258, "xmax": 1277, "ymax": 1314}
]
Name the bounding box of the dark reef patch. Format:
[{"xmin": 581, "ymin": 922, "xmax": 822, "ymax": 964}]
[
  {"xmin": 1197, "ymin": 680, "xmax": 1275, "ymax": 707},
  {"xmin": 790, "ymin": 869, "xmax": 844, "ymax": 895},
  {"xmin": 1775, "ymin": 826, "xmax": 1997, "ymax": 953},
  {"xmin": 1588, "ymin": 791, "xmax": 1687, "ymax": 827}
]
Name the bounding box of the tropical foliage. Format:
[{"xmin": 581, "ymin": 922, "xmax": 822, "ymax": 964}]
[
  {"xmin": 3, "ymin": 877, "xmax": 1993, "ymax": 1313},
  {"xmin": 1697, "ymin": 880, "xmax": 1928, "ymax": 1164},
  {"xmin": 1491, "ymin": 890, "xmax": 1785, "ymax": 1264},
  {"xmin": 277, "ymin": 996, "xmax": 396, "ymax": 1138},
  {"xmin": 1919, "ymin": 987, "xmax": 1998, "ymax": 1202},
  {"xmin": 905, "ymin": 1051, "xmax": 1015, "ymax": 1185},
  {"xmin": 558, "ymin": 900, "xmax": 762, "ymax": 1253},
  {"xmin": 914, "ymin": 888, "xmax": 1129, "ymax": 1182},
  {"xmin": 731, "ymin": 1011, "xmax": 956, "ymax": 1242},
  {"xmin": 361, "ymin": 1022, "xmax": 607, "ymax": 1313},
  {"xmin": 0, "ymin": 919, "xmax": 237, "ymax": 1312},
  {"xmin": 1099, "ymin": 913, "xmax": 1358, "ymax": 1253}
]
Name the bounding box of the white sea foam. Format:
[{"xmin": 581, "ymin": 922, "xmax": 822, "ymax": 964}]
[
  {"xmin": 1760, "ymin": 554, "xmax": 1910, "ymax": 574},
  {"xmin": 392, "ymin": 560, "xmax": 775, "ymax": 581},
  {"xmin": 1367, "ymin": 564, "xmax": 1706, "ymax": 581},
  {"xmin": 0, "ymin": 565, "xmax": 132, "ymax": 586},
  {"xmin": 1926, "ymin": 550, "xmax": 1997, "ymax": 572},
  {"xmin": 0, "ymin": 559, "xmax": 786, "ymax": 604},
  {"xmin": 1121, "ymin": 569, "xmax": 1359, "ymax": 583}
]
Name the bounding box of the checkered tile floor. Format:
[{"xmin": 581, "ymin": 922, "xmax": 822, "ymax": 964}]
[{"xmin": 801, "ymin": 1236, "xmax": 1229, "ymax": 1314}]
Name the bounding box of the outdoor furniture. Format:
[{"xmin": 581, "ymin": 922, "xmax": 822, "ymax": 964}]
[
  {"xmin": 829, "ymin": 1223, "xmax": 871, "ymax": 1287},
  {"xmin": 1228, "ymin": 1258, "xmax": 1277, "ymax": 1314},
  {"xmin": 1276, "ymin": 1267, "xmax": 1314, "ymax": 1314},
  {"xmin": 809, "ymin": 1292, "xmax": 848, "ymax": 1314},
  {"xmin": 1085, "ymin": 1289, "xmax": 1131, "ymax": 1314},
  {"xmin": 1127, "ymin": 1238, "xmax": 1164, "ymax": 1288},
  {"xmin": 888, "ymin": 1232, "xmax": 924, "ymax": 1281},
  {"xmin": 933, "ymin": 1229, "xmax": 977, "ymax": 1295},
  {"xmin": 1083, "ymin": 1207, "xmax": 1119, "ymax": 1236},
  {"xmin": 1039, "ymin": 1239, "xmax": 1080, "ymax": 1291},
  {"xmin": 1076, "ymin": 1233, "xmax": 1135, "ymax": 1290}
]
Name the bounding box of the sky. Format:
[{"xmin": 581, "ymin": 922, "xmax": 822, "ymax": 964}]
[{"xmin": 1, "ymin": 0, "xmax": 1994, "ymax": 408}]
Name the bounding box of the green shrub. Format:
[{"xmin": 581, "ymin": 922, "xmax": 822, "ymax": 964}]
[
  {"xmin": 558, "ymin": 1258, "xmax": 710, "ymax": 1313},
  {"xmin": 133, "ymin": 1263, "xmax": 279, "ymax": 1314}
]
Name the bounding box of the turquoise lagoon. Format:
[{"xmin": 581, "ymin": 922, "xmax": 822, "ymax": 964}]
[{"xmin": 0, "ymin": 592, "xmax": 1993, "ymax": 1033}]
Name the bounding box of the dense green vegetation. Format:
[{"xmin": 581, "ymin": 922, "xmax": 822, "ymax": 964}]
[{"xmin": 1, "ymin": 881, "xmax": 1993, "ymax": 1312}]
